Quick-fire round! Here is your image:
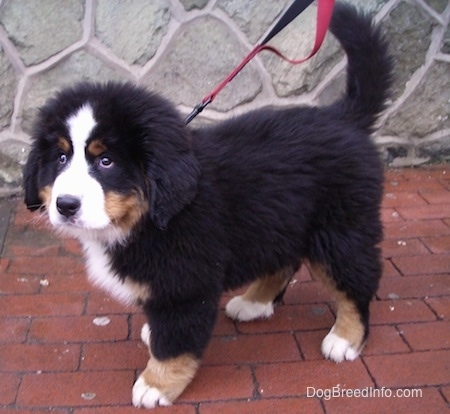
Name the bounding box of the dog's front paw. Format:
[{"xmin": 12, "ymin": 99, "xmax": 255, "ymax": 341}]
[
  {"xmin": 132, "ymin": 376, "xmax": 171, "ymax": 408},
  {"xmin": 225, "ymin": 295, "xmax": 274, "ymax": 321},
  {"xmin": 321, "ymin": 330, "xmax": 360, "ymax": 362},
  {"xmin": 133, "ymin": 354, "xmax": 199, "ymax": 408}
]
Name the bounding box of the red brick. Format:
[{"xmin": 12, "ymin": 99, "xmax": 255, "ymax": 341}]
[
  {"xmin": 426, "ymin": 296, "xmax": 450, "ymax": 319},
  {"xmin": 29, "ymin": 315, "xmax": 129, "ymax": 343},
  {"xmin": 0, "ymin": 373, "xmax": 20, "ymax": 404},
  {"xmin": 0, "ymin": 409, "xmax": 68, "ymax": 414},
  {"xmin": 382, "ymin": 191, "xmax": 428, "ymax": 208},
  {"xmin": 17, "ymin": 371, "xmax": 134, "ymax": 407},
  {"xmin": 254, "ymin": 359, "xmax": 373, "ymax": 398},
  {"xmin": 203, "ymin": 333, "xmax": 301, "ymax": 365},
  {"xmin": 399, "ymin": 321, "xmax": 450, "ymax": 351},
  {"xmin": 295, "ymin": 329, "xmax": 329, "ymax": 360},
  {"xmin": 381, "ymin": 208, "xmax": 404, "ymax": 223},
  {"xmin": 381, "ymin": 238, "xmax": 429, "ymax": 258},
  {"xmin": 0, "ymin": 257, "xmax": 9, "ymax": 272},
  {"xmin": 384, "ymin": 219, "xmax": 450, "ymax": 239},
  {"xmin": 382, "ymin": 259, "xmax": 402, "ymax": 278},
  {"xmin": 384, "ymin": 179, "xmax": 445, "ymax": 193},
  {"xmin": 0, "ymin": 317, "xmax": 30, "ymax": 342},
  {"xmin": 40, "ymin": 272, "xmax": 93, "ymax": 293},
  {"xmin": 283, "ymin": 280, "xmax": 333, "ymax": 304},
  {"xmin": 421, "ymin": 235, "xmax": 450, "ymax": 254},
  {"xmin": 323, "ymin": 387, "xmax": 447, "ymax": 414},
  {"xmin": 363, "ymin": 325, "xmax": 411, "ymax": 355},
  {"xmin": 180, "ymin": 365, "xmax": 254, "ymax": 402},
  {"xmin": 81, "ymin": 341, "xmax": 148, "ymax": 370},
  {"xmin": 6, "ymin": 243, "xmax": 60, "ymax": 258},
  {"xmin": 75, "ymin": 405, "xmax": 195, "ymax": 414},
  {"xmin": 377, "ymin": 274, "xmax": 449, "ymax": 299},
  {"xmin": 0, "ymin": 343, "xmax": 80, "ymax": 372},
  {"xmin": 199, "ymin": 397, "xmax": 323, "ymax": 414},
  {"xmin": 370, "ymin": 299, "xmax": 437, "ymax": 325},
  {"xmin": 60, "ymin": 237, "xmax": 83, "ymax": 256},
  {"xmin": 235, "ymin": 304, "xmax": 334, "ymax": 334},
  {"xmin": 397, "ymin": 204, "xmax": 450, "ymax": 220},
  {"xmin": 364, "ymin": 350, "xmax": 450, "ymax": 387},
  {"xmin": 212, "ymin": 312, "xmax": 238, "ymax": 336},
  {"xmin": 0, "ymin": 273, "xmax": 41, "ymax": 294},
  {"xmin": 7, "ymin": 256, "xmax": 85, "ymax": 275},
  {"xmin": 85, "ymin": 290, "xmax": 135, "ymax": 315},
  {"xmin": 421, "ymin": 190, "xmax": 450, "ymax": 205},
  {"xmin": 392, "ymin": 255, "xmax": 450, "ymax": 276},
  {"xmin": 441, "ymin": 386, "xmax": 450, "ymax": 404},
  {"xmin": 0, "ymin": 293, "xmax": 86, "ymax": 317}
]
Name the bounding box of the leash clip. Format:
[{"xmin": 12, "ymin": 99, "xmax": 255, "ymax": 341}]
[{"xmin": 184, "ymin": 98, "xmax": 212, "ymax": 125}]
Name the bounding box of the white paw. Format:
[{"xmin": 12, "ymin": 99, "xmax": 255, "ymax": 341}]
[
  {"xmin": 132, "ymin": 376, "xmax": 171, "ymax": 408},
  {"xmin": 225, "ymin": 295, "xmax": 274, "ymax": 322},
  {"xmin": 321, "ymin": 330, "xmax": 360, "ymax": 363},
  {"xmin": 141, "ymin": 323, "xmax": 151, "ymax": 347}
]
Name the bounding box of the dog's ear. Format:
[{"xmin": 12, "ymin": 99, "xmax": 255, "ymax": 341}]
[
  {"xmin": 23, "ymin": 145, "xmax": 44, "ymax": 211},
  {"xmin": 147, "ymin": 142, "xmax": 200, "ymax": 230}
]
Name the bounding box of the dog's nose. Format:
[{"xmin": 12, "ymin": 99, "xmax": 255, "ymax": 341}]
[{"xmin": 56, "ymin": 195, "xmax": 81, "ymax": 218}]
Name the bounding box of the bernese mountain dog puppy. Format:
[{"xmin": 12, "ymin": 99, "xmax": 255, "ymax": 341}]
[{"xmin": 24, "ymin": 3, "xmax": 392, "ymax": 408}]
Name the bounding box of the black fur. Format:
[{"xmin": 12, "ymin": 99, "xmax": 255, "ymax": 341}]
[{"xmin": 24, "ymin": 3, "xmax": 393, "ymax": 361}]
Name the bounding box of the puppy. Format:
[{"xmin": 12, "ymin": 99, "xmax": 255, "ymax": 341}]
[{"xmin": 24, "ymin": 2, "xmax": 392, "ymax": 408}]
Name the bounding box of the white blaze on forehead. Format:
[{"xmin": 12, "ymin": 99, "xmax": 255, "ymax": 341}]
[{"xmin": 67, "ymin": 104, "xmax": 97, "ymax": 149}]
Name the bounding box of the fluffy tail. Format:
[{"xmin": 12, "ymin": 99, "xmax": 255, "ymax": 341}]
[{"xmin": 329, "ymin": 2, "xmax": 393, "ymax": 132}]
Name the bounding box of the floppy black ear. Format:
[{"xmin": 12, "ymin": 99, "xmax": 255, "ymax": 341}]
[
  {"xmin": 23, "ymin": 145, "xmax": 43, "ymax": 211},
  {"xmin": 148, "ymin": 149, "xmax": 200, "ymax": 230}
]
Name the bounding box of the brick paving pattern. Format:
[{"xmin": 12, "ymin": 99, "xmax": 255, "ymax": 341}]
[{"xmin": 0, "ymin": 165, "xmax": 449, "ymax": 413}]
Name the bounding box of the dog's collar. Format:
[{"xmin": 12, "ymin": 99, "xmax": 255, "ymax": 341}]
[{"xmin": 185, "ymin": 0, "xmax": 335, "ymax": 124}]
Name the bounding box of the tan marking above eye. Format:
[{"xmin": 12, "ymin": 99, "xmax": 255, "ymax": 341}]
[
  {"xmin": 57, "ymin": 137, "xmax": 71, "ymax": 153},
  {"xmin": 87, "ymin": 139, "xmax": 107, "ymax": 157}
]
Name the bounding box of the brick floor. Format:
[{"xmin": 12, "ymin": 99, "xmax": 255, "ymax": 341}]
[{"xmin": 0, "ymin": 165, "xmax": 449, "ymax": 413}]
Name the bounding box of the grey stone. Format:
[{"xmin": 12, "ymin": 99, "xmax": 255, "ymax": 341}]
[
  {"xmin": 180, "ymin": 0, "xmax": 209, "ymax": 11},
  {"xmin": 21, "ymin": 51, "xmax": 127, "ymax": 133},
  {"xmin": 143, "ymin": 16, "xmax": 261, "ymax": 112},
  {"xmin": 0, "ymin": 0, "xmax": 84, "ymax": 66},
  {"xmin": 424, "ymin": 0, "xmax": 449, "ymax": 14},
  {"xmin": 442, "ymin": 25, "xmax": 450, "ymax": 54},
  {"xmin": 95, "ymin": 0, "xmax": 170, "ymax": 66},
  {"xmin": 217, "ymin": 0, "xmax": 290, "ymax": 44},
  {"xmin": 0, "ymin": 46, "xmax": 17, "ymax": 129},
  {"xmin": 384, "ymin": 1, "xmax": 436, "ymax": 98},
  {"xmin": 0, "ymin": 140, "xmax": 25, "ymax": 188},
  {"xmin": 383, "ymin": 61, "xmax": 450, "ymax": 138},
  {"xmin": 261, "ymin": 5, "xmax": 341, "ymax": 97},
  {"xmin": 418, "ymin": 134, "xmax": 450, "ymax": 163}
]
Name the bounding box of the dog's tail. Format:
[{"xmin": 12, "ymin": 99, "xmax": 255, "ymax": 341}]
[{"xmin": 329, "ymin": 2, "xmax": 393, "ymax": 132}]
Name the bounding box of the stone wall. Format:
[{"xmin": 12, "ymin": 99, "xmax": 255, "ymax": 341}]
[{"xmin": 0, "ymin": 0, "xmax": 449, "ymax": 195}]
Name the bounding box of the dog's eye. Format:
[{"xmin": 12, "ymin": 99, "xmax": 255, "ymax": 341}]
[
  {"xmin": 99, "ymin": 156, "xmax": 113, "ymax": 169},
  {"xmin": 59, "ymin": 154, "xmax": 67, "ymax": 164}
]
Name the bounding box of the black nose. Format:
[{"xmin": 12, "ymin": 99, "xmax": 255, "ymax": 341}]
[{"xmin": 56, "ymin": 195, "xmax": 81, "ymax": 218}]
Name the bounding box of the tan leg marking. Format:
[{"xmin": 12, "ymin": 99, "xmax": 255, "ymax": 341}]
[
  {"xmin": 309, "ymin": 263, "xmax": 365, "ymax": 361},
  {"xmin": 242, "ymin": 268, "xmax": 293, "ymax": 303},
  {"xmin": 132, "ymin": 354, "xmax": 199, "ymax": 408},
  {"xmin": 226, "ymin": 268, "xmax": 293, "ymax": 322}
]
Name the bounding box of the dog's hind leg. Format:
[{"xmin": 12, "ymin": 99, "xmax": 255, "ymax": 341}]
[
  {"xmin": 225, "ymin": 267, "xmax": 294, "ymax": 322},
  {"xmin": 309, "ymin": 258, "xmax": 380, "ymax": 363}
]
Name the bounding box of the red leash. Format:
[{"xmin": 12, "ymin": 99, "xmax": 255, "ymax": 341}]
[{"xmin": 185, "ymin": 0, "xmax": 335, "ymax": 124}]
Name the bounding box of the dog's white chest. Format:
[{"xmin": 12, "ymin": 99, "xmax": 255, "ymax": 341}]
[{"xmin": 81, "ymin": 239, "xmax": 150, "ymax": 306}]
